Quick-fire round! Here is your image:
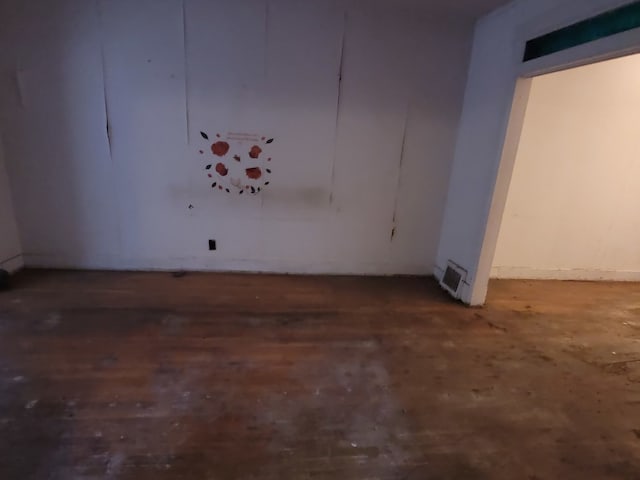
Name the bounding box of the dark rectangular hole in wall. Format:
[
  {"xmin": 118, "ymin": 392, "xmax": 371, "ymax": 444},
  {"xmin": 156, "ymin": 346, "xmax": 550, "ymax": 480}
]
[
  {"xmin": 524, "ymin": 1, "xmax": 640, "ymax": 62},
  {"xmin": 208, "ymin": 239, "xmax": 216, "ymax": 251}
]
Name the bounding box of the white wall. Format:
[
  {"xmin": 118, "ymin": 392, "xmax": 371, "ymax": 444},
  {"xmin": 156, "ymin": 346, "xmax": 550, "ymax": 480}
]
[
  {"xmin": 0, "ymin": 0, "xmax": 472, "ymax": 275},
  {"xmin": 0, "ymin": 132, "xmax": 22, "ymax": 272},
  {"xmin": 492, "ymin": 55, "xmax": 640, "ymax": 280},
  {"xmin": 435, "ymin": 0, "xmax": 640, "ymax": 304}
]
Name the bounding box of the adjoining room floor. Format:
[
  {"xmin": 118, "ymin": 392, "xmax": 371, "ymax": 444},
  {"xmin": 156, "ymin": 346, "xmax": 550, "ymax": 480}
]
[{"xmin": 1, "ymin": 271, "xmax": 640, "ymax": 479}]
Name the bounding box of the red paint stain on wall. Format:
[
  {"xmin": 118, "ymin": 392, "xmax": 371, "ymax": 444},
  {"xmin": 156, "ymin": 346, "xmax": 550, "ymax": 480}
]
[
  {"xmin": 249, "ymin": 146, "xmax": 262, "ymax": 159},
  {"xmin": 212, "ymin": 141, "xmax": 230, "ymax": 156},
  {"xmin": 215, "ymin": 163, "xmax": 229, "ymax": 176},
  {"xmin": 245, "ymin": 167, "xmax": 262, "ymax": 180}
]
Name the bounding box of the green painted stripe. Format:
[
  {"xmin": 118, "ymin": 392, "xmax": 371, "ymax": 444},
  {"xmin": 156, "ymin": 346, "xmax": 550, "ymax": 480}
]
[{"xmin": 524, "ymin": 1, "xmax": 640, "ymax": 62}]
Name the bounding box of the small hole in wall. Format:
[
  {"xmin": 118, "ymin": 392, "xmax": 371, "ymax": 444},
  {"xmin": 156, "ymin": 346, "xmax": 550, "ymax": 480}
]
[{"xmin": 208, "ymin": 240, "xmax": 217, "ymax": 251}]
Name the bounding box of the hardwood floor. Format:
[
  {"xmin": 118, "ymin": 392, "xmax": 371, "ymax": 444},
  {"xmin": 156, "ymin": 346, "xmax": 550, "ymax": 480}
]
[{"xmin": 1, "ymin": 270, "xmax": 640, "ymax": 479}]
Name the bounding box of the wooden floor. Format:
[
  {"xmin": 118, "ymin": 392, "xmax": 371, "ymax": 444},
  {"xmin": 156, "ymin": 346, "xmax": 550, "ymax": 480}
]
[{"xmin": 1, "ymin": 270, "xmax": 640, "ymax": 479}]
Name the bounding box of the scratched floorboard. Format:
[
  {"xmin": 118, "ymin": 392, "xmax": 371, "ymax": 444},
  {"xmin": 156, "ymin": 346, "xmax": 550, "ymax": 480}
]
[{"xmin": 1, "ymin": 270, "xmax": 640, "ymax": 479}]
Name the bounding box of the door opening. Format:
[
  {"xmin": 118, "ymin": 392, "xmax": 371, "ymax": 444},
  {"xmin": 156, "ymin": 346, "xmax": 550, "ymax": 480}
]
[{"xmin": 487, "ymin": 53, "xmax": 640, "ymax": 297}]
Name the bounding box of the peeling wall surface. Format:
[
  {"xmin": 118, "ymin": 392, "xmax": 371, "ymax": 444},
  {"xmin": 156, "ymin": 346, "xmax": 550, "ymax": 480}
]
[
  {"xmin": 435, "ymin": 0, "xmax": 638, "ymax": 303},
  {"xmin": 0, "ymin": 0, "xmax": 472, "ymax": 275},
  {"xmin": 492, "ymin": 54, "xmax": 640, "ymax": 281},
  {"xmin": 0, "ymin": 134, "xmax": 22, "ymax": 271}
]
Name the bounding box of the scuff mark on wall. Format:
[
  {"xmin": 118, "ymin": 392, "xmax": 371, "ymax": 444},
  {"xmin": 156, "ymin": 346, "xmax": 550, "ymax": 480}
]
[
  {"xmin": 390, "ymin": 104, "xmax": 410, "ymax": 242},
  {"xmin": 182, "ymin": 0, "xmax": 190, "ymax": 143},
  {"xmin": 328, "ymin": 11, "xmax": 347, "ymax": 206}
]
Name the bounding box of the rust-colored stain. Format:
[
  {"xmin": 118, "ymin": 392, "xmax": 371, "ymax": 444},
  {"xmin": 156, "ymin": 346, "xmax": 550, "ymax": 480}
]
[
  {"xmin": 233, "ymin": 155, "xmax": 241, "ymax": 162},
  {"xmin": 245, "ymin": 167, "xmax": 262, "ymax": 180},
  {"xmin": 212, "ymin": 141, "xmax": 230, "ymax": 157},
  {"xmin": 249, "ymin": 146, "xmax": 262, "ymax": 159},
  {"xmin": 215, "ymin": 163, "xmax": 229, "ymax": 176}
]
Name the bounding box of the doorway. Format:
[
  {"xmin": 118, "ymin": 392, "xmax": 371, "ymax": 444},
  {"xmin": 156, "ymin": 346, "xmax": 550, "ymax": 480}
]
[{"xmin": 490, "ymin": 54, "xmax": 640, "ymax": 287}]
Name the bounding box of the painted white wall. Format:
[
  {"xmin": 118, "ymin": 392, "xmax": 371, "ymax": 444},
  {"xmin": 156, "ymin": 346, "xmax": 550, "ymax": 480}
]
[
  {"xmin": 492, "ymin": 54, "xmax": 640, "ymax": 280},
  {"xmin": 0, "ymin": 0, "xmax": 472, "ymax": 275},
  {"xmin": 0, "ymin": 133, "xmax": 22, "ymax": 272},
  {"xmin": 435, "ymin": 0, "xmax": 640, "ymax": 304}
]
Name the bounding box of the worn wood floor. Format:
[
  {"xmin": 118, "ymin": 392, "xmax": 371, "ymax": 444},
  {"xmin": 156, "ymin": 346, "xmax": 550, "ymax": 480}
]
[{"xmin": 1, "ymin": 270, "xmax": 640, "ymax": 479}]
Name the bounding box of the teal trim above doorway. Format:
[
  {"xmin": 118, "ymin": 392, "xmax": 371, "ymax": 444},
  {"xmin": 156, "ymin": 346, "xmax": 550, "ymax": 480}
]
[{"xmin": 524, "ymin": 1, "xmax": 640, "ymax": 62}]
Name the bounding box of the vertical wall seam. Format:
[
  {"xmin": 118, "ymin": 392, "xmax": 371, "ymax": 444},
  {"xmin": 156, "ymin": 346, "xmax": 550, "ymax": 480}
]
[
  {"xmin": 328, "ymin": 10, "xmax": 347, "ymax": 206},
  {"xmin": 390, "ymin": 103, "xmax": 410, "ymax": 242},
  {"xmin": 96, "ymin": 0, "xmax": 112, "ymax": 158},
  {"xmin": 261, "ymin": 0, "xmax": 270, "ymax": 210},
  {"xmin": 182, "ymin": 0, "xmax": 190, "ymax": 144},
  {"xmin": 0, "ymin": 131, "xmax": 24, "ymax": 257},
  {"xmin": 101, "ymin": 59, "xmax": 112, "ymax": 155},
  {"xmin": 95, "ymin": 0, "xmax": 123, "ymax": 261},
  {"xmin": 264, "ymin": 0, "xmax": 270, "ymax": 82},
  {"xmin": 14, "ymin": 67, "xmax": 24, "ymax": 109}
]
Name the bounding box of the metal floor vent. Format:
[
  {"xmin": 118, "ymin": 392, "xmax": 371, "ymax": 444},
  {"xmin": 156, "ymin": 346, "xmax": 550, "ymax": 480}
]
[{"xmin": 441, "ymin": 261, "xmax": 467, "ymax": 296}]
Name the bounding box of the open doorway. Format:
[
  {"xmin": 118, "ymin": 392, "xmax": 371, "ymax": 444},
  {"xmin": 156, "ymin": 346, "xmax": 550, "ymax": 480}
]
[{"xmin": 490, "ymin": 54, "xmax": 640, "ymax": 285}]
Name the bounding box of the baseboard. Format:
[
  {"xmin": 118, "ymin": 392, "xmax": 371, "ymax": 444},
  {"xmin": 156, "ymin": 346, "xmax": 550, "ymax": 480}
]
[
  {"xmin": 491, "ymin": 266, "xmax": 640, "ymax": 281},
  {"xmin": 0, "ymin": 254, "xmax": 24, "ymax": 273},
  {"xmin": 22, "ymin": 253, "xmax": 433, "ymax": 277}
]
